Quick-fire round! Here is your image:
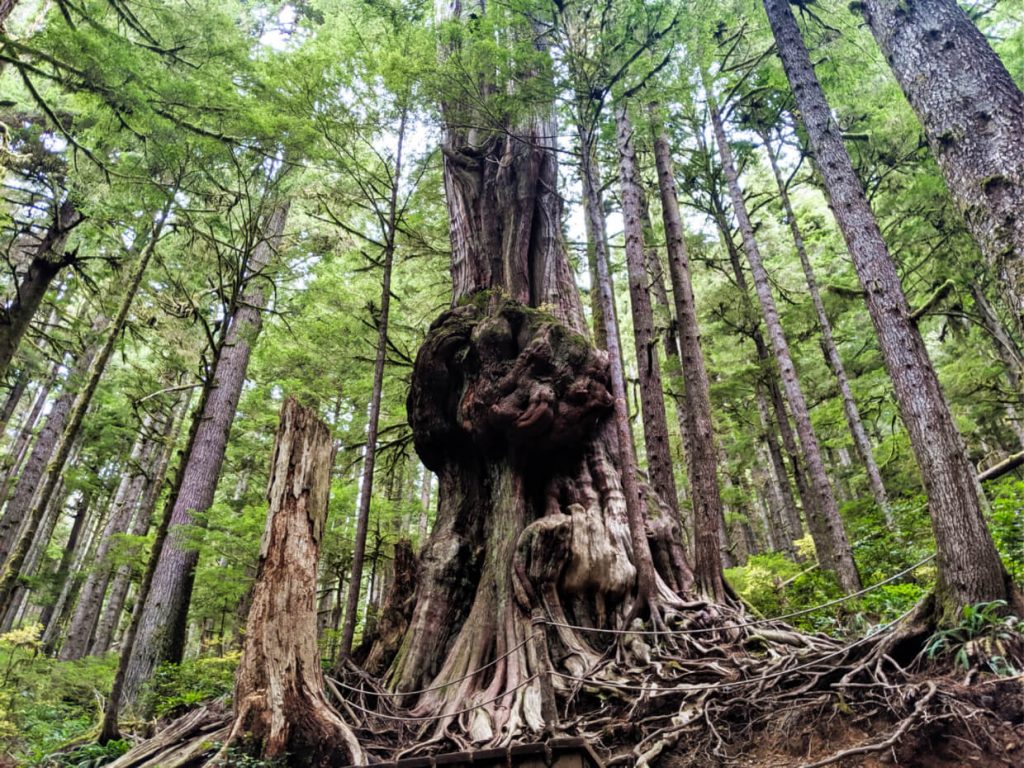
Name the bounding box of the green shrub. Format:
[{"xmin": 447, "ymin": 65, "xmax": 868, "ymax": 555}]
[{"xmin": 142, "ymin": 651, "xmax": 240, "ymax": 719}]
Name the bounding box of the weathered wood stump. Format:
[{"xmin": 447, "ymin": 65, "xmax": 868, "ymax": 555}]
[{"xmin": 219, "ymin": 397, "xmax": 363, "ymax": 766}]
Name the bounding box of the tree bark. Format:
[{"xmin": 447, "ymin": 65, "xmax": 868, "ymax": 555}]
[
  {"xmin": 219, "ymin": 398, "xmax": 363, "ymax": 766},
  {"xmin": 339, "ymin": 111, "xmax": 406, "ymax": 658},
  {"xmin": 754, "ymin": 385, "xmax": 799, "ymax": 553},
  {"xmin": 860, "ymin": 0, "xmax": 1024, "ymax": 323},
  {"xmin": 90, "ymin": 402, "xmax": 183, "ymax": 656},
  {"xmin": 60, "ymin": 426, "xmax": 157, "ymax": 660},
  {"xmin": 0, "ymin": 351, "xmax": 93, "ymax": 570},
  {"xmin": 123, "ymin": 198, "xmax": 288, "ymax": 704},
  {"xmin": 0, "ymin": 361, "xmax": 58, "ymax": 508},
  {"xmin": 614, "ymin": 104, "xmax": 680, "ymax": 518},
  {"xmin": 0, "ymin": 370, "xmax": 28, "ymax": 436},
  {"xmin": 0, "ymin": 199, "xmax": 82, "ymax": 381},
  {"xmin": 651, "ymin": 110, "xmax": 729, "ymax": 600},
  {"xmin": 708, "ymin": 93, "xmax": 861, "ymax": 593},
  {"xmin": 0, "ymin": 210, "xmax": 165, "ymax": 616},
  {"xmin": 763, "ymin": 136, "xmax": 891, "ymax": 523},
  {"xmin": 37, "ymin": 488, "xmax": 92, "ymax": 632},
  {"xmin": 764, "ymin": 0, "xmax": 1020, "ymax": 620}
]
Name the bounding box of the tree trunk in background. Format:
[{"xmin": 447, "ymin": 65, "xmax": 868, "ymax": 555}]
[
  {"xmin": 755, "ymin": 386, "xmax": 798, "ymax": 554},
  {"xmin": 765, "ymin": 0, "xmax": 1020, "ymax": 620},
  {"xmin": 0, "ymin": 370, "xmax": 28, "ymax": 435},
  {"xmin": 860, "ymin": 0, "xmax": 1024, "ymax": 323},
  {"xmin": 37, "ymin": 488, "xmax": 91, "ymax": 631},
  {"xmin": 0, "ymin": 211, "xmax": 165, "ymax": 616},
  {"xmin": 640, "ymin": 167, "xmax": 694, "ymax": 515},
  {"xmin": 339, "ymin": 113, "xmax": 406, "ymax": 658},
  {"xmin": 709, "ymin": 193, "xmax": 809, "ymax": 544},
  {"xmin": 0, "ymin": 362, "xmax": 58, "ymax": 506},
  {"xmin": 972, "ymin": 282, "xmax": 1024, "ymax": 388},
  {"xmin": 1, "ymin": 470, "xmax": 72, "ymax": 630},
  {"xmin": 764, "ymin": 137, "xmax": 892, "ymax": 524},
  {"xmin": 220, "ymin": 398, "xmax": 363, "ymax": 765},
  {"xmin": 91, "ymin": 403, "xmax": 183, "ymax": 656},
  {"xmin": 709, "ymin": 94, "xmax": 861, "ymax": 593},
  {"xmin": 651, "ymin": 112, "xmax": 729, "ymax": 600},
  {"xmin": 0, "ymin": 346, "xmax": 95, "ymax": 569},
  {"xmin": 42, "ymin": 488, "xmax": 110, "ymax": 651},
  {"xmin": 61, "ymin": 427, "xmax": 157, "ymax": 660},
  {"xmin": 123, "ymin": 199, "xmax": 289, "ymax": 706},
  {"xmin": 578, "ymin": 135, "xmax": 609, "ymax": 349},
  {"xmin": 615, "ymin": 105, "xmax": 680, "ymax": 518},
  {"xmin": 0, "ymin": 199, "xmax": 82, "ymax": 381}
]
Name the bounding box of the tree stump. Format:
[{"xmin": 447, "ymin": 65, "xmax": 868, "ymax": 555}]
[{"xmin": 220, "ymin": 397, "xmax": 363, "ymax": 766}]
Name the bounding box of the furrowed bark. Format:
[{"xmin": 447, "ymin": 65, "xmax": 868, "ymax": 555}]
[
  {"xmin": 859, "ymin": 0, "xmax": 1024, "ymax": 323},
  {"xmin": 614, "ymin": 104, "xmax": 680, "ymax": 519},
  {"xmin": 90, "ymin": 401, "xmax": 184, "ymax": 656},
  {"xmin": 0, "ymin": 199, "xmax": 82, "ymax": 381},
  {"xmin": 763, "ymin": 135, "xmax": 891, "ymax": 524},
  {"xmin": 124, "ymin": 199, "xmax": 289, "ymax": 704},
  {"xmin": 764, "ymin": 0, "xmax": 1019, "ymax": 620},
  {"xmin": 708, "ymin": 92, "xmax": 861, "ymax": 593},
  {"xmin": 60, "ymin": 426, "xmax": 157, "ymax": 660},
  {"xmin": 0, "ymin": 362, "xmax": 58, "ymax": 509},
  {"xmin": 651, "ymin": 108, "xmax": 729, "ymax": 600},
  {"xmin": 218, "ymin": 398, "xmax": 363, "ymax": 766},
  {"xmin": 0, "ymin": 347, "xmax": 95, "ymax": 571}
]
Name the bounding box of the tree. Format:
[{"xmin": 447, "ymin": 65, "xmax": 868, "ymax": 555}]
[
  {"xmin": 858, "ymin": 0, "xmax": 1024, "ymax": 322},
  {"xmin": 123, "ymin": 195, "xmax": 290, "ymax": 704},
  {"xmin": 219, "ymin": 398, "xmax": 363, "ymax": 765},
  {"xmin": 707, "ymin": 90, "xmax": 861, "ymax": 593},
  {"xmin": 762, "ymin": 0, "xmax": 1022, "ymax": 621},
  {"xmin": 650, "ymin": 105, "xmax": 729, "ymax": 599},
  {"xmin": 614, "ymin": 103, "xmax": 680, "ymax": 518},
  {"xmin": 759, "ymin": 127, "xmax": 892, "ymax": 523}
]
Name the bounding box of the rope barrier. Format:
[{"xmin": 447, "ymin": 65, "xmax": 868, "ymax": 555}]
[
  {"xmin": 543, "ymin": 553, "xmax": 936, "ymax": 637},
  {"xmin": 328, "ymin": 637, "xmax": 532, "ymax": 699},
  {"xmin": 550, "ymin": 605, "xmax": 915, "ymax": 694},
  {"xmin": 331, "ymin": 673, "xmax": 541, "ymax": 723}
]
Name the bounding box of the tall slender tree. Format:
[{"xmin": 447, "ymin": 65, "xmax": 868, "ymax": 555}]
[
  {"xmin": 708, "ymin": 90, "xmax": 861, "ymax": 593},
  {"xmin": 122, "ymin": 196, "xmax": 290, "ymax": 703},
  {"xmin": 763, "ymin": 0, "xmax": 1022, "ymax": 620}
]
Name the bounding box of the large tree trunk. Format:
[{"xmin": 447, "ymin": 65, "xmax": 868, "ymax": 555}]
[
  {"xmin": 339, "ymin": 112, "xmax": 406, "ymax": 657},
  {"xmin": 0, "ymin": 199, "xmax": 82, "ymax": 381},
  {"xmin": 764, "ymin": 0, "xmax": 1021, "ymax": 621},
  {"xmin": 60, "ymin": 426, "xmax": 157, "ymax": 660},
  {"xmin": 219, "ymin": 398, "xmax": 363, "ymax": 766},
  {"xmin": 860, "ymin": 0, "xmax": 1024, "ymax": 323},
  {"xmin": 708, "ymin": 95, "xmax": 861, "ymax": 593},
  {"xmin": 763, "ymin": 136, "xmax": 892, "ymax": 524},
  {"xmin": 123, "ymin": 200, "xmax": 289, "ymax": 704},
  {"xmin": 651, "ymin": 110, "xmax": 729, "ymax": 600},
  {"xmin": 614, "ymin": 105, "xmax": 680, "ymax": 518}
]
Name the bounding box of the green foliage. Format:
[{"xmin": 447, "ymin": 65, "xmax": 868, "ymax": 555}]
[
  {"xmin": 0, "ymin": 626, "xmax": 118, "ymax": 765},
  {"xmin": 142, "ymin": 653, "xmax": 241, "ymax": 719},
  {"xmin": 989, "ymin": 480, "xmax": 1024, "ymax": 583},
  {"xmin": 45, "ymin": 740, "xmax": 131, "ymax": 768},
  {"xmin": 925, "ymin": 601, "xmax": 1022, "ymax": 676}
]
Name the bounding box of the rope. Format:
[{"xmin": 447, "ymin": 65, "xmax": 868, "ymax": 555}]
[
  {"xmin": 332, "ymin": 673, "xmax": 541, "ymax": 723},
  {"xmin": 543, "ymin": 554, "xmax": 936, "ymax": 637},
  {"xmin": 551, "ymin": 605, "xmax": 915, "ymax": 694},
  {"xmin": 327, "ymin": 637, "xmax": 532, "ymax": 699}
]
